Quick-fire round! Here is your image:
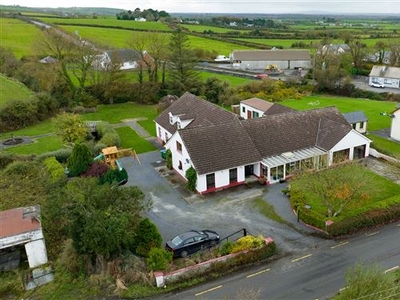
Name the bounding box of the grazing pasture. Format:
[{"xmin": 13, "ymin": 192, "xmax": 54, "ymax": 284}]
[
  {"xmin": 0, "ymin": 17, "xmax": 42, "ymax": 58},
  {"xmin": 0, "ymin": 75, "xmax": 33, "ymax": 107},
  {"xmin": 36, "ymin": 17, "xmax": 172, "ymax": 31}
]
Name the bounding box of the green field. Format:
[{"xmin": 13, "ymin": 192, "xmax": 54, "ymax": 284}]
[
  {"xmin": 0, "ymin": 75, "xmax": 33, "ymax": 107},
  {"xmin": 0, "ymin": 17, "xmax": 42, "ymax": 58},
  {"xmin": 180, "ymin": 24, "xmax": 248, "ymax": 34},
  {"xmin": 59, "ymin": 25, "xmax": 252, "ymax": 53},
  {"xmin": 36, "ymin": 17, "xmax": 172, "ymax": 31},
  {"xmin": 199, "ymin": 71, "xmax": 254, "ymax": 87}
]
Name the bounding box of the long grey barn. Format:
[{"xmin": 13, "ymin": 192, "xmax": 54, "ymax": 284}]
[{"xmin": 230, "ymin": 49, "xmax": 311, "ymax": 71}]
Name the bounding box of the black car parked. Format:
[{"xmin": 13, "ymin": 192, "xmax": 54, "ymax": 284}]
[{"xmin": 166, "ymin": 230, "xmax": 220, "ymax": 258}]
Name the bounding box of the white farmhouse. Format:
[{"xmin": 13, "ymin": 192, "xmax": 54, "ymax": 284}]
[{"xmin": 155, "ymin": 93, "xmax": 371, "ymax": 194}]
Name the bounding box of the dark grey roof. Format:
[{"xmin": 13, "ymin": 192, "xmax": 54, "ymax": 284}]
[
  {"xmin": 106, "ymin": 49, "xmax": 142, "ymax": 62},
  {"xmin": 263, "ymin": 103, "xmax": 297, "ymax": 116},
  {"xmin": 343, "ymin": 111, "xmax": 368, "ymax": 124},
  {"xmin": 232, "ymin": 50, "xmax": 310, "ymax": 61},
  {"xmin": 242, "ymin": 107, "xmax": 351, "ymax": 157},
  {"xmin": 179, "ymin": 120, "xmax": 262, "ymax": 175},
  {"xmin": 154, "ymin": 92, "xmax": 238, "ymax": 135}
]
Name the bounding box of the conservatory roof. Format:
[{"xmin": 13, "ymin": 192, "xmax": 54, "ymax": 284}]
[{"xmin": 262, "ymin": 147, "xmax": 326, "ymax": 168}]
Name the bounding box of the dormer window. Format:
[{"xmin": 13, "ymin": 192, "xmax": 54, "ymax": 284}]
[
  {"xmin": 169, "ymin": 115, "xmax": 173, "ymax": 124},
  {"xmin": 177, "ymin": 122, "xmax": 181, "ymax": 129}
]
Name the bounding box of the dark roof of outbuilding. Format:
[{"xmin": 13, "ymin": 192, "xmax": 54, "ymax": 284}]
[
  {"xmin": 343, "ymin": 111, "xmax": 368, "ymax": 124},
  {"xmin": 154, "ymin": 92, "xmax": 238, "ymax": 135},
  {"xmin": 105, "ymin": 49, "xmax": 142, "ymax": 62},
  {"xmin": 263, "ymin": 103, "xmax": 296, "ymax": 116},
  {"xmin": 179, "ymin": 120, "xmax": 262, "ymax": 175}
]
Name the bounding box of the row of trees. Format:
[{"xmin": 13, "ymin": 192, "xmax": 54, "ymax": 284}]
[{"xmin": 116, "ymin": 8, "xmax": 170, "ymax": 21}]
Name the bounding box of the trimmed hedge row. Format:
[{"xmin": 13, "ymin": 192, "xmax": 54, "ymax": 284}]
[
  {"xmin": 328, "ymin": 195, "xmax": 400, "ymax": 236},
  {"xmin": 290, "ymin": 189, "xmax": 400, "ymax": 237},
  {"xmin": 96, "ymin": 122, "xmax": 121, "ymax": 148}
]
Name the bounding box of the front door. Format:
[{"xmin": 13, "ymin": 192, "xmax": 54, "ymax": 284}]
[
  {"xmin": 229, "ymin": 168, "xmax": 237, "ymax": 184},
  {"xmin": 206, "ymin": 173, "xmax": 215, "ymax": 190},
  {"xmin": 245, "ymin": 165, "xmax": 253, "ymax": 177},
  {"xmin": 247, "ymin": 110, "xmax": 252, "ymax": 119}
]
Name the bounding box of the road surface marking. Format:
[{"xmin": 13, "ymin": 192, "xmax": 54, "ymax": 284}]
[
  {"xmin": 291, "ymin": 254, "xmax": 312, "ymax": 263},
  {"xmin": 331, "ymin": 241, "xmax": 349, "ymax": 249},
  {"xmin": 247, "ymin": 268, "xmax": 270, "ymax": 278},
  {"xmin": 384, "ymin": 266, "xmax": 399, "ymax": 273},
  {"xmin": 365, "ymin": 231, "xmax": 379, "ymax": 237},
  {"xmin": 195, "ymin": 285, "xmax": 222, "ymax": 296}
]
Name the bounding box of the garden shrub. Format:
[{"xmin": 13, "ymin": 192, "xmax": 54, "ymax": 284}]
[
  {"xmin": 67, "ymin": 143, "xmax": 93, "ymax": 177},
  {"xmin": 37, "ymin": 148, "xmax": 72, "ymax": 163},
  {"xmin": 185, "ymin": 166, "xmax": 197, "ymax": 191},
  {"xmin": 133, "ymin": 218, "xmax": 162, "ymax": 257},
  {"xmin": 43, "ymin": 156, "xmax": 65, "ymax": 182},
  {"xmin": 165, "ymin": 149, "xmax": 172, "ymax": 170},
  {"xmin": 81, "ymin": 161, "xmax": 109, "ymax": 178},
  {"xmin": 96, "ymin": 122, "xmax": 121, "ymax": 147},
  {"xmin": 147, "ymin": 247, "xmax": 173, "ymax": 271},
  {"xmin": 220, "ymin": 241, "xmax": 234, "ymax": 256},
  {"xmin": 99, "ymin": 168, "xmax": 128, "ymax": 185},
  {"xmin": 0, "ymin": 153, "xmax": 33, "ymax": 170},
  {"xmin": 231, "ymin": 235, "xmax": 265, "ymax": 253}
]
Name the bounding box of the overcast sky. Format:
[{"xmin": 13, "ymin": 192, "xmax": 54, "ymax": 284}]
[{"xmin": 2, "ymin": 0, "xmax": 399, "ymax": 14}]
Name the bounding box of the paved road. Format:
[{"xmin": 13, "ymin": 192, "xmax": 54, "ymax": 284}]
[{"xmin": 157, "ymin": 221, "xmax": 400, "ymax": 300}]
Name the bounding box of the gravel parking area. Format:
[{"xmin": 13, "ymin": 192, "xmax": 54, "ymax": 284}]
[{"xmin": 121, "ymin": 151, "xmax": 324, "ymax": 255}]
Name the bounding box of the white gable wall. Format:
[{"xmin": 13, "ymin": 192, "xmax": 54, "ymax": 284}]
[
  {"xmin": 155, "ymin": 121, "xmax": 172, "ymax": 144},
  {"xmin": 390, "ymin": 110, "xmax": 400, "ymax": 141},
  {"xmin": 328, "ymin": 130, "xmax": 371, "ymax": 164},
  {"xmin": 165, "ymin": 132, "xmax": 192, "ymax": 180},
  {"xmin": 240, "ymin": 103, "xmax": 264, "ymax": 119}
]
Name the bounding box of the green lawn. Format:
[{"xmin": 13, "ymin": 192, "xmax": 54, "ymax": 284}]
[
  {"xmin": 80, "ymin": 103, "xmax": 158, "ymax": 124},
  {"xmin": 0, "ymin": 74, "xmax": 33, "ymax": 107},
  {"xmin": 282, "ymin": 95, "xmax": 396, "ymax": 131},
  {"xmin": 0, "ymin": 119, "xmax": 55, "ymax": 140},
  {"xmin": 114, "ymin": 126, "xmax": 156, "ymax": 154},
  {"xmin": 368, "ymin": 134, "xmax": 400, "ymax": 160},
  {"xmin": 0, "ymin": 17, "xmax": 42, "ymax": 58},
  {"xmin": 4, "ymin": 135, "xmax": 63, "ymax": 155}
]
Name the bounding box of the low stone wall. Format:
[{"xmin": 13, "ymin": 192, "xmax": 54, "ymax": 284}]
[
  {"xmin": 369, "ymin": 148, "xmax": 399, "ymax": 164},
  {"xmin": 154, "ymin": 237, "xmax": 274, "ymax": 287}
]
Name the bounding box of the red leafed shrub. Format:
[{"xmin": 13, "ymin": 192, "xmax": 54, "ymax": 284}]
[{"xmin": 82, "ymin": 161, "xmax": 109, "ymax": 178}]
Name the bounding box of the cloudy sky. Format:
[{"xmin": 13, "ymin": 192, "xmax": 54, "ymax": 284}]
[{"xmin": 2, "ymin": 0, "xmax": 399, "ymax": 14}]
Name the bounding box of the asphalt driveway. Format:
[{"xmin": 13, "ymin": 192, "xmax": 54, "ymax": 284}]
[{"xmin": 121, "ymin": 151, "xmax": 324, "ymax": 255}]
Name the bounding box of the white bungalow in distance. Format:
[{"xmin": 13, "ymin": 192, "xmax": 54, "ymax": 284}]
[
  {"xmin": 369, "ymin": 65, "xmax": 400, "ymax": 89},
  {"xmin": 155, "ymin": 93, "xmax": 371, "ymax": 194}
]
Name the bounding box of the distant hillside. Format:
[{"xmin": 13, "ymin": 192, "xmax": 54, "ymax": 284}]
[{"xmin": 0, "ymin": 5, "xmax": 123, "ymax": 16}]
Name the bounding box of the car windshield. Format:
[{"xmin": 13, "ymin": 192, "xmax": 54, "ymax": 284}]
[{"xmin": 171, "ymin": 236, "xmax": 183, "ymax": 246}]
